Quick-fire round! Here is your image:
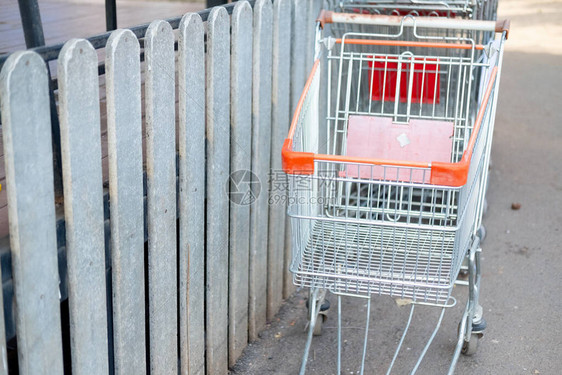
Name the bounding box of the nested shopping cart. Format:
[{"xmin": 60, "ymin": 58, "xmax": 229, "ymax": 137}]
[
  {"xmin": 335, "ymin": 0, "xmax": 498, "ymax": 22},
  {"xmin": 282, "ymin": 11, "xmax": 508, "ymax": 375},
  {"xmin": 331, "ymin": 0, "xmax": 499, "ymax": 100}
]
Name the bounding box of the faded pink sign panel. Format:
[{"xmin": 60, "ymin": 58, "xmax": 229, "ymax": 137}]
[{"xmin": 342, "ymin": 115, "xmax": 454, "ymax": 183}]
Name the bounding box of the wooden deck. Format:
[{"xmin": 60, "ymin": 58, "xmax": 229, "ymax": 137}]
[{"xmin": 0, "ymin": 0, "xmax": 205, "ymax": 238}]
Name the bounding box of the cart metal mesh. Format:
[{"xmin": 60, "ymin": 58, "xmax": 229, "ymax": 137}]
[{"xmin": 294, "ymin": 221, "xmax": 457, "ymax": 302}]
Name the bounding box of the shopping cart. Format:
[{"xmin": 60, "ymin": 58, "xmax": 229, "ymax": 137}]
[
  {"xmin": 282, "ymin": 11, "xmax": 508, "ymax": 374},
  {"xmin": 328, "ymin": 0, "xmax": 499, "ymax": 99},
  {"xmin": 334, "ymin": 0, "xmax": 498, "ymax": 22}
]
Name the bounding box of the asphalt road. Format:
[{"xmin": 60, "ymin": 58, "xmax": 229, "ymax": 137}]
[{"xmin": 231, "ymin": 1, "xmax": 562, "ymax": 374}]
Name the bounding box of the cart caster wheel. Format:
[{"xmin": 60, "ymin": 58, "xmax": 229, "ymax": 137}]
[
  {"xmin": 482, "ymin": 199, "xmax": 488, "ymax": 217},
  {"xmin": 306, "ymin": 298, "xmax": 330, "ymax": 336},
  {"xmin": 472, "ymin": 317, "xmax": 487, "ymax": 333},
  {"xmin": 306, "ymin": 298, "xmax": 331, "ymax": 312},
  {"xmin": 477, "ymin": 225, "xmax": 486, "ymax": 243},
  {"xmin": 313, "ymin": 314, "xmax": 327, "ymax": 336},
  {"xmin": 462, "ymin": 333, "xmax": 481, "ymax": 356}
]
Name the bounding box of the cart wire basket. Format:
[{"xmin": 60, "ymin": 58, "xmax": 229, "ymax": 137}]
[{"xmin": 282, "ymin": 10, "xmax": 508, "ymax": 374}]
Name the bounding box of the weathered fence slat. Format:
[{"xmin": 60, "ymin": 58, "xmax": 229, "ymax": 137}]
[
  {"xmin": 283, "ymin": 205, "xmax": 294, "ymax": 298},
  {"xmin": 229, "ymin": 1, "xmax": 253, "ymax": 366},
  {"xmin": 0, "ymin": 261, "xmax": 6, "ymax": 375},
  {"xmin": 144, "ymin": 20, "xmax": 178, "ymax": 375},
  {"xmin": 0, "ymin": 51, "xmax": 64, "ymax": 375},
  {"xmin": 178, "ymin": 13, "xmax": 206, "ymax": 375},
  {"xmin": 290, "ymin": 0, "xmax": 307, "ymax": 115},
  {"xmin": 58, "ymin": 39, "xmax": 109, "ymax": 375},
  {"xmin": 105, "ymin": 29, "xmax": 146, "ymax": 375},
  {"xmin": 206, "ymin": 7, "xmax": 230, "ymax": 375},
  {"xmin": 285, "ymin": 0, "xmax": 308, "ymax": 299},
  {"xmin": 268, "ymin": 0, "xmax": 292, "ymax": 321},
  {"xmin": 249, "ymin": 0, "xmax": 273, "ymax": 341}
]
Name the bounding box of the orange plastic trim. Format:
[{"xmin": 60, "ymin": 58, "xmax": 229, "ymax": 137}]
[
  {"xmin": 282, "ymin": 60, "xmax": 321, "ymax": 174},
  {"xmin": 282, "ymin": 139, "xmax": 314, "ymax": 175},
  {"xmin": 336, "ymin": 38, "xmax": 485, "ymax": 50},
  {"xmin": 495, "ymin": 19, "xmax": 510, "ymax": 39},
  {"xmin": 430, "ymin": 161, "xmax": 470, "ymax": 186},
  {"xmin": 316, "ymin": 153, "xmax": 428, "ymax": 169},
  {"xmin": 316, "ymin": 9, "xmax": 333, "ymax": 29}
]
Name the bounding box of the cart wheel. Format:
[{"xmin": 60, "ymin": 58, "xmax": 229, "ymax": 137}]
[
  {"xmin": 482, "ymin": 198, "xmax": 488, "ymax": 217},
  {"xmin": 306, "ymin": 297, "xmax": 330, "ymax": 336},
  {"xmin": 477, "ymin": 225, "xmax": 486, "ymax": 243},
  {"xmin": 306, "ymin": 298, "xmax": 331, "ymax": 312},
  {"xmin": 461, "ymin": 333, "xmax": 480, "ymax": 356},
  {"xmin": 313, "ymin": 313, "xmax": 327, "ymax": 336}
]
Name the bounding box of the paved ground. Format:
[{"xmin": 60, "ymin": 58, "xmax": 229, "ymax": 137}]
[{"xmin": 231, "ymin": 1, "xmax": 562, "ymax": 374}]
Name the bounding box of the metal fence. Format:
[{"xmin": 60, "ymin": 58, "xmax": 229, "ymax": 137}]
[{"xmin": 0, "ymin": 0, "xmax": 326, "ymax": 373}]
